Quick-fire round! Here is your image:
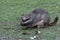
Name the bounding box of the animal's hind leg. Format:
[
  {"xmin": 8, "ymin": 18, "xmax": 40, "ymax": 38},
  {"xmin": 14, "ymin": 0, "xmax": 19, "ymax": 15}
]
[
  {"xmin": 37, "ymin": 20, "xmax": 44, "ymax": 33},
  {"xmin": 37, "ymin": 20, "xmax": 44, "ymax": 28}
]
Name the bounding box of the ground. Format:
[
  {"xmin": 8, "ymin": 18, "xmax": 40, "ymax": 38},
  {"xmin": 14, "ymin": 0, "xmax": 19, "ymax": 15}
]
[{"xmin": 0, "ymin": 0, "xmax": 60, "ymax": 40}]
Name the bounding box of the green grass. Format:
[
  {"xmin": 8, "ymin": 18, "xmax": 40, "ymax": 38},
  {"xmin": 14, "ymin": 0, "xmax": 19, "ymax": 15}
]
[{"xmin": 0, "ymin": 0, "xmax": 60, "ymax": 40}]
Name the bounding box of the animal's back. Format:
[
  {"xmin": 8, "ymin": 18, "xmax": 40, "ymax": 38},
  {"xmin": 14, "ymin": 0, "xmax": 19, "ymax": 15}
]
[{"xmin": 31, "ymin": 9, "xmax": 50, "ymax": 27}]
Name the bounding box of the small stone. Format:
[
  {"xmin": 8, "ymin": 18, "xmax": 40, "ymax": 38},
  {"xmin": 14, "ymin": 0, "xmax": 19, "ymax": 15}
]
[
  {"xmin": 30, "ymin": 37, "xmax": 34, "ymax": 39},
  {"xmin": 34, "ymin": 35, "xmax": 37, "ymax": 38},
  {"xmin": 38, "ymin": 31, "xmax": 41, "ymax": 33}
]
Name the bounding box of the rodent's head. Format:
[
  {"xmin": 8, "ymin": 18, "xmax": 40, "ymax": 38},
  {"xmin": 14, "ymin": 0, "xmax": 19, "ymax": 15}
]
[{"xmin": 20, "ymin": 14, "xmax": 31, "ymax": 25}]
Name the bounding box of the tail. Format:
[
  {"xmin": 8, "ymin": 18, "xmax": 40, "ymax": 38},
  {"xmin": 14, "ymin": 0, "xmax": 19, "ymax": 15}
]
[{"xmin": 48, "ymin": 16, "xmax": 58, "ymax": 26}]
